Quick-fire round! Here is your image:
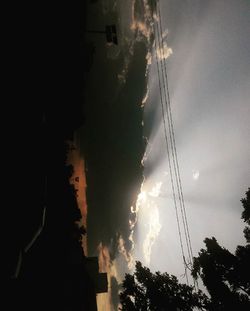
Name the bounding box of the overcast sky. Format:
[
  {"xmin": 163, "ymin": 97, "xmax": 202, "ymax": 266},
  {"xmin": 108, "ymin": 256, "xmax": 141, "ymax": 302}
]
[
  {"xmin": 82, "ymin": 1, "xmax": 250, "ymax": 309},
  {"xmin": 141, "ymin": 0, "xmax": 250, "ymax": 277}
]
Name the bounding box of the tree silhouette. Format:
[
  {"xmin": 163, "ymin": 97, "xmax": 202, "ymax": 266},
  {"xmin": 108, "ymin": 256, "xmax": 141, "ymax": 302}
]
[
  {"xmin": 120, "ymin": 189, "xmax": 250, "ymax": 311},
  {"xmin": 192, "ymin": 188, "xmax": 250, "ymax": 310},
  {"xmin": 119, "ymin": 261, "xmax": 209, "ymax": 310},
  {"xmin": 241, "ymin": 188, "xmax": 250, "ymax": 243}
]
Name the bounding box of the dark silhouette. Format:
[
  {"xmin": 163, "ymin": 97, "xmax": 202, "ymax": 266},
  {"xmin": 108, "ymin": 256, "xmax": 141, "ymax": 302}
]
[
  {"xmin": 192, "ymin": 188, "xmax": 250, "ymax": 310},
  {"xmin": 120, "ymin": 189, "xmax": 250, "ymax": 311},
  {"xmin": 5, "ymin": 1, "xmax": 91, "ymax": 309},
  {"xmin": 241, "ymin": 189, "xmax": 250, "ymax": 243},
  {"xmin": 120, "ymin": 261, "xmax": 209, "ymax": 310}
]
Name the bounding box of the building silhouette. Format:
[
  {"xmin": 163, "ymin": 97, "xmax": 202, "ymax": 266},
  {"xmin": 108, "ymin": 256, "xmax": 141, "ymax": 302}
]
[
  {"xmin": 83, "ymin": 256, "xmax": 108, "ymax": 310},
  {"xmin": 85, "ymin": 257, "xmax": 108, "ymax": 293}
]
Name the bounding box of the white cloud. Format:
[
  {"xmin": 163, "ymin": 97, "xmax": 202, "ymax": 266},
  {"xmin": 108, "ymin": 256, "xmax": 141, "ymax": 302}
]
[
  {"xmin": 117, "ymin": 235, "xmax": 135, "ymax": 270},
  {"xmin": 156, "ymin": 42, "xmax": 173, "ymax": 60},
  {"xmin": 148, "ymin": 181, "xmax": 162, "ymax": 197},
  {"xmin": 128, "ymin": 181, "xmax": 163, "ymax": 266},
  {"xmin": 143, "ymin": 200, "xmax": 161, "ymax": 265}
]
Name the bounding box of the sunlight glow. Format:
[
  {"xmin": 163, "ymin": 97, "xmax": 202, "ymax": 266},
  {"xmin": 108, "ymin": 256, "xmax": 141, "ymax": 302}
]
[
  {"xmin": 149, "ymin": 181, "xmax": 162, "ymax": 197},
  {"xmin": 143, "ymin": 200, "xmax": 161, "ymax": 265},
  {"xmin": 128, "ymin": 181, "xmax": 163, "ymax": 267},
  {"xmin": 192, "ymin": 170, "xmax": 200, "ymax": 180}
]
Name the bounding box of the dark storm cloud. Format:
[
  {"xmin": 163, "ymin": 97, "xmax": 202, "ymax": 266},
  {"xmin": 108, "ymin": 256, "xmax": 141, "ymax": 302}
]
[
  {"xmin": 84, "ymin": 40, "xmax": 148, "ymax": 255},
  {"xmin": 110, "ymin": 276, "xmax": 122, "ymax": 310}
]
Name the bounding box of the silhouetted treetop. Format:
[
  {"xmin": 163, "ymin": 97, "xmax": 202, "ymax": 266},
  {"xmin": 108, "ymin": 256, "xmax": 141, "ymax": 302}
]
[
  {"xmin": 120, "ymin": 261, "xmax": 209, "ymax": 311},
  {"xmin": 120, "ymin": 189, "xmax": 250, "ymax": 311},
  {"xmin": 241, "ymin": 188, "xmax": 250, "ymax": 242},
  {"xmin": 192, "ymin": 189, "xmax": 250, "ymax": 310}
]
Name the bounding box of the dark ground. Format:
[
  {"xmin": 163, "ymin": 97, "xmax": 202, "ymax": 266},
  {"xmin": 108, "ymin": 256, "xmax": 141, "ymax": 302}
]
[{"xmin": 3, "ymin": 1, "xmax": 93, "ymax": 310}]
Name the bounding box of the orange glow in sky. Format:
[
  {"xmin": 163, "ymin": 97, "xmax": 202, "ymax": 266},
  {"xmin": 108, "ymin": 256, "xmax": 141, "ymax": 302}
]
[{"xmin": 67, "ymin": 138, "xmax": 88, "ymax": 255}]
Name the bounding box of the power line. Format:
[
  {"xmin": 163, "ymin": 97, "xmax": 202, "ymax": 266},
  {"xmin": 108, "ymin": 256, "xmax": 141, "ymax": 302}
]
[
  {"xmin": 157, "ymin": 3, "xmax": 197, "ymax": 287},
  {"xmin": 155, "ymin": 6, "xmax": 192, "ymax": 265},
  {"xmin": 156, "ymin": 2, "xmax": 194, "ymax": 266},
  {"xmin": 151, "ymin": 0, "xmax": 198, "ymax": 289},
  {"xmin": 151, "ymin": 0, "xmax": 189, "ymax": 285}
]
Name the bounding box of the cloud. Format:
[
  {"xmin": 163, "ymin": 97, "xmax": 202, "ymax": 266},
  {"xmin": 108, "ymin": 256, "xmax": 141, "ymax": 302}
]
[
  {"xmin": 143, "ymin": 200, "xmax": 161, "ymax": 265},
  {"xmin": 146, "ymin": 51, "xmax": 152, "ymax": 66},
  {"xmin": 97, "ymin": 243, "xmax": 120, "ymax": 311},
  {"xmin": 67, "ymin": 144, "xmax": 88, "ymax": 253},
  {"xmin": 109, "ymin": 164, "xmax": 164, "ymax": 277},
  {"xmin": 131, "ymin": 20, "xmax": 152, "ymax": 40},
  {"xmin": 84, "ymin": 0, "xmax": 165, "ymax": 305},
  {"xmin": 141, "ymin": 86, "xmax": 149, "ymax": 107},
  {"xmin": 148, "ymin": 181, "xmax": 162, "ymax": 197},
  {"xmin": 141, "ymin": 182, "xmax": 162, "ymax": 264},
  {"xmin": 102, "ymin": 0, "xmax": 118, "ymax": 15},
  {"xmin": 117, "ymin": 235, "xmax": 135, "ymax": 270},
  {"xmin": 156, "ymin": 42, "xmax": 173, "ymax": 60},
  {"xmin": 127, "ymin": 181, "xmax": 163, "ymax": 266},
  {"xmin": 110, "ymin": 276, "xmax": 122, "ymax": 311},
  {"xmin": 116, "ymin": 0, "xmax": 155, "ymax": 85},
  {"xmin": 130, "ymin": 0, "xmax": 155, "ymax": 43}
]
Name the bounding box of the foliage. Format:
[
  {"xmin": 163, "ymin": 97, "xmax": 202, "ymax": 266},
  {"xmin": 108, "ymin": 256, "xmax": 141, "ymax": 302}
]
[
  {"xmin": 120, "ymin": 261, "xmax": 209, "ymax": 310},
  {"xmin": 241, "ymin": 188, "xmax": 250, "ymax": 242},
  {"xmin": 192, "ymin": 188, "xmax": 250, "ymax": 310},
  {"xmin": 120, "ymin": 189, "xmax": 250, "ymax": 310}
]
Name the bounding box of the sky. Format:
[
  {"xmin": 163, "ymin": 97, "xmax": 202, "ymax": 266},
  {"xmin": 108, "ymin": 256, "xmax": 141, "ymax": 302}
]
[{"xmin": 79, "ymin": 0, "xmax": 250, "ymax": 310}]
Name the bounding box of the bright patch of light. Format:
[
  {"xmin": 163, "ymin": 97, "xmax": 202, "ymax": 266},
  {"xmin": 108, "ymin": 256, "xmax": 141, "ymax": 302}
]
[
  {"xmin": 156, "ymin": 43, "xmax": 173, "ymax": 60},
  {"xmin": 143, "ymin": 201, "xmax": 161, "ymax": 265},
  {"xmin": 148, "ymin": 181, "xmax": 162, "ymax": 197},
  {"xmin": 128, "ymin": 181, "xmax": 163, "ymax": 266},
  {"xmin": 192, "ymin": 170, "xmax": 200, "ymax": 180},
  {"xmin": 138, "ymin": 190, "xmax": 147, "ymax": 204}
]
